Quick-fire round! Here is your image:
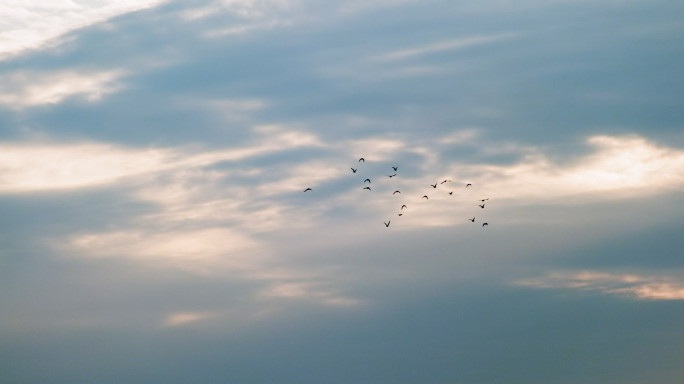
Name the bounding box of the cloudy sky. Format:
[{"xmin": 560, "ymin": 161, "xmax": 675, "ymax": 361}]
[{"xmin": 1, "ymin": 1, "xmax": 684, "ymax": 383}]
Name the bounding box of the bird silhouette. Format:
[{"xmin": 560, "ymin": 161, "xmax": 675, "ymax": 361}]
[
  {"xmin": 303, "ymin": 188, "xmax": 312, "ymax": 192},
  {"xmin": 422, "ymin": 195, "xmax": 429, "ymax": 200},
  {"xmin": 388, "ymin": 174, "xmax": 397, "ymax": 178},
  {"xmin": 364, "ymin": 179, "xmax": 371, "ymax": 183},
  {"xmin": 479, "ymin": 204, "xmax": 485, "ymax": 208},
  {"xmin": 358, "ymin": 158, "xmax": 365, "ymax": 162},
  {"xmin": 468, "ymin": 217, "xmax": 475, "ymax": 222},
  {"xmin": 479, "ymin": 198, "xmax": 489, "ymax": 201},
  {"xmin": 392, "ymin": 166, "xmax": 398, "ymax": 171},
  {"xmin": 398, "ymin": 213, "xmax": 403, "ymax": 216},
  {"xmin": 393, "ymin": 190, "xmax": 401, "ymax": 195},
  {"xmin": 482, "ymin": 222, "xmax": 488, "ymax": 227},
  {"xmin": 351, "ymin": 168, "xmax": 357, "ymax": 173},
  {"xmin": 384, "ymin": 221, "xmax": 390, "ymax": 227},
  {"xmin": 465, "ymin": 183, "xmax": 472, "ymax": 188},
  {"xmin": 440, "ymin": 179, "xmax": 452, "ymax": 184},
  {"xmin": 448, "ymin": 191, "xmax": 453, "ymax": 195},
  {"xmin": 401, "ymin": 205, "xmax": 407, "ymax": 210},
  {"xmin": 363, "ymin": 186, "xmax": 371, "ymax": 191},
  {"xmin": 430, "ymin": 183, "xmax": 437, "ymax": 188}
]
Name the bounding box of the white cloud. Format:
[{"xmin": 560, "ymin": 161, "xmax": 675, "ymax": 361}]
[
  {"xmin": 163, "ymin": 311, "xmax": 215, "ymax": 327},
  {"xmin": 261, "ymin": 282, "xmax": 361, "ymax": 307},
  {"xmin": 0, "ymin": 69, "xmax": 126, "ymax": 108},
  {"xmin": 0, "ymin": 0, "xmax": 168, "ymax": 59},
  {"xmin": 457, "ymin": 135, "xmax": 684, "ymax": 202},
  {"xmin": 65, "ymin": 228, "xmax": 263, "ymax": 274},
  {"xmin": 515, "ymin": 270, "xmax": 684, "ymax": 300},
  {"xmin": 369, "ymin": 33, "xmax": 517, "ymax": 62},
  {"xmin": 0, "ymin": 125, "xmax": 323, "ymax": 194}
]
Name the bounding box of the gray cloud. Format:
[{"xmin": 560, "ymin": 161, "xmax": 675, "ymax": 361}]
[{"xmin": 2, "ymin": 0, "xmax": 684, "ymax": 383}]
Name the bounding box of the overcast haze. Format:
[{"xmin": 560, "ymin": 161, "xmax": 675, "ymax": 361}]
[{"xmin": 1, "ymin": 1, "xmax": 684, "ymax": 383}]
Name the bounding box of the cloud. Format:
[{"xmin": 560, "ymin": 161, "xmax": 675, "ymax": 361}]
[
  {"xmin": 0, "ymin": 69, "xmax": 126, "ymax": 108},
  {"xmin": 515, "ymin": 270, "xmax": 684, "ymax": 300},
  {"xmin": 261, "ymin": 282, "xmax": 361, "ymax": 307},
  {"xmin": 463, "ymin": 135, "xmax": 684, "ymax": 201},
  {"xmin": 0, "ymin": 0, "xmax": 168, "ymax": 59},
  {"xmin": 163, "ymin": 311, "xmax": 216, "ymax": 327},
  {"xmin": 64, "ymin": 228, "xmax": 263, "ymax": 274},
  {"xmin": 0, "ymin": 125, "xmax": 322, "ymax": 194},
  {"xmin": 368, "ymin": 33, "xmax": 518, "ymax": 62}
]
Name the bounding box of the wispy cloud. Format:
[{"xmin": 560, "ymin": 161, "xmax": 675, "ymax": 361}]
[
  {"xmin": 0, "ymin": 126, "xmax": 322, "ymax": 194},
  {"xmin": 0, "ymin": 0, "xmax": 168, "ymax": 59},
  {"xmin": 0, "ymin": 69, "xmax": 126, "ymax": 108},
  {"xmin": 163, "ymin": 311, "xmax": 216, "ymax": 327},
  {"xmin": 515, "ymin": 270, "xmax": 684, "ymax": 300},
  {"xmin": 369, "ymin": 33, "xmax": 518, "ymax": 62},
  {"xmin": 457, "ymin": 135, "xmax": 684, "ymax": 202}
]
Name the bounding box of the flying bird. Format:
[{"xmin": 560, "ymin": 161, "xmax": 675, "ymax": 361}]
[
  {"xmin": 448, "ymin": 191, "xmax": 453, "ymax": 195},
  {"xmin": 384, "ymin": 221, "xmax": 390, "ymax": 227},
  {"xmin": 465, "ymin": 183, "xmax": 472, "ymax": 188},
  {"xmin": 351, "ymin": 168, "xmax": 357, "ymax": 173},
  {"xmin": 482, "ymin": 222, "xmax": 489, "ymax": 227},
  {"xmin": 401, "ymin": 205, "xmax": 407, "ymax": 210},
  {"xmin": 479, "ymin": 204, "xmax": 485, "ymax": 208},
  {"xmin": 358, "ymin": 158, "xmax": 365, "ymax": 162},
  {"xmin": 303, "ymin": 188, "xmax": 312, "ymax": 192},
  {"xmin": 468, "ymin": 217, "xmax": 475, "ymax": 222},
  {"xmin": 363, "ymin": 186, "xmax": 371, "ymax": 190},
  {"xmin": 479, "ymin": 198, "xmax": 489, "ymax": 201},
  {"xmin": 430, "ymin": 183, "xmax": 437, "ymax": 188},
  {"xmin": 440, "ymin": 179, "xmax": 452, "ymax": 184},
  {"xmin": 364, "ymin": 179, "xmax": 371, "ymax": 183},
  {"xmin": 392, "ymin": 166, "xmax": 398, "ymax": 171},
  {"xmin": 422, "ymin": 195, "xmax": 429, "ymax": 200},
  {"xmin": 388, "ymin": 174, "xmax": 397, "ymax": 178},
  {"xmin": 398, "ymin": 213, "xmax": 403, "ymax": 216},
  {"xmin": 393, "ymin": 190, "xmax": 401, "ymax": 195}
]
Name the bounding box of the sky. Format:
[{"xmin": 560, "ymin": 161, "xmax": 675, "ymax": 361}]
[{"xmin": 1, "ymin": 0, "xmax": 684, "ymax": 383}]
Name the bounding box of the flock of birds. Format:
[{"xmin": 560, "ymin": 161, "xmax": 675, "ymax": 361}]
[{"xmin": 304, "ymin": 157, "xmax": 491, "ymax": 228}]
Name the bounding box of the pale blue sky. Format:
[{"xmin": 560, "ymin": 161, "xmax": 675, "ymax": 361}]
[{"xmin": 1, "ymin": 1, "xmax": 684, "ymax": 383}]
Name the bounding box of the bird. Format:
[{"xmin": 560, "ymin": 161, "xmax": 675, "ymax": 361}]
[
  {"xmin": 465, "ymin": 183, "xmax": 472, "ymax": 188},
  {"xmin": 364, "ymin": 178, "xmax": 371, "ymax": 183},
  {"xmin": 392, "ymin": 166, "xmax": 398, "ymax": 171},
  {"xmin": 440, "ymin": 179, "xmax": 452, "ymax": 184},
  {"xmin": 393, "ymin": 190, "xmax": 401, "ymax": 195},
  {"xmin": 422, "ymin": 195, "xmax": 429, "ymax": 200},
  {"xmin": 482, "ymin": 222, "xmax": 489, "ymax": 227},
  {"xmin": 479, "ymin": 198, "xmax": 489, "ymax": 202},
  {"xmin": 358, "ymin": 158, "xmax": 365, "ymax": 162},
  {"xmin": 388, "ymin": 174, "xmax": 397, "ymax": 178},
  {"xmin": 398, "ymin": 213, "xmax": 403, "ymax": 216},
  {"xmin": 351, "ymin": 168, "xmax": 357, "ymax": 173},
  {"xmin": 363, "ymin": 186, "xmax": 371, "ymax": 191},
  {"xmin": 401, "ymin": 205, "xmax": 407, "ymax": 210},
  {"xmin": 448, "ymin": 191, "xmax": 453, "ymax": 195},
  {"xmin": 468, "ymin": 217, "xmax": 475, "ymax": 222},
  {"xmin": 303, "ymin": 188, "xmax": 312, "ymax": 192},
  {"xmin": 384, "ymin": 221, "xmax": 390, "ymax": 227},
  {"xmin": 430, "ymin": 183, "xmax": 437, "ymax": 188},
  {"xmin": 479, "ymin": 204, "xmax": 485, "ymax": 208}
]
